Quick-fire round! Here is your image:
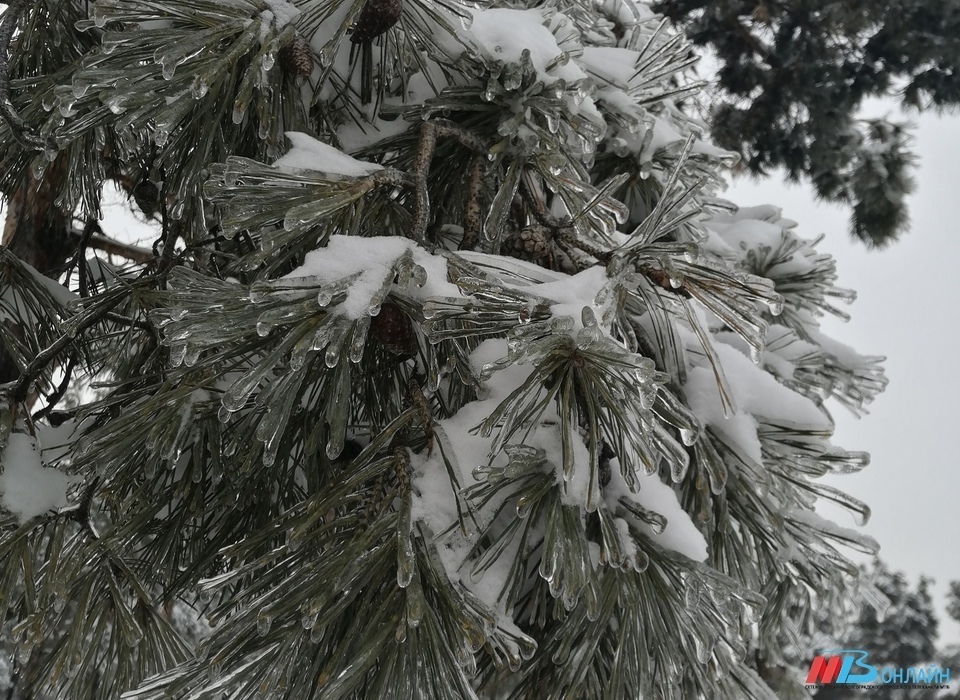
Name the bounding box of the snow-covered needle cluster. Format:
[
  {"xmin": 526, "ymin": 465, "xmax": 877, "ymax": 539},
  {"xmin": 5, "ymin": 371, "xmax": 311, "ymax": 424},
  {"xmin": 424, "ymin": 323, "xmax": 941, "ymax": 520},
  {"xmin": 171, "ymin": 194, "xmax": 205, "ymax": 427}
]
[{"xmin": 0, "ymin": 0, "xmax": 887, "ymax": 698}]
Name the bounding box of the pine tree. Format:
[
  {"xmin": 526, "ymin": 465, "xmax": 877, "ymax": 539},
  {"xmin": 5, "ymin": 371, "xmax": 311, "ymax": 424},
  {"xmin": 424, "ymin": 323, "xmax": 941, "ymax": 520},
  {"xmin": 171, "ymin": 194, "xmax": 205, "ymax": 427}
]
[
  {"xmin": 941, "ymin": 582, "xmax": 960, "ymax": 700},
  {"xmin": 0, "ymin": 1, "xmax": 889, "ymax": 698},
  {"xmin": 804, "ymin": 559, "xmax": 940, "ymax": 700},
  {"xmin": 652, "ymin": 0, "xmax": 957, "ymax": 247}
]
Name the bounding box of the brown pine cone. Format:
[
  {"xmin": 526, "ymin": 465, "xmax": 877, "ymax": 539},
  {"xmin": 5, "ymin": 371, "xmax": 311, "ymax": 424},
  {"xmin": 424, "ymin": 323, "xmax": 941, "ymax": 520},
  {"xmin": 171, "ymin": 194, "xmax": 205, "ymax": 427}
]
[
  {"xmin": 502, "ymin": 225, "xmax": 553, "ymax": 265},
  {"xmin": 370, "ymin": 302, "xmax": 418, "ymax": 359},
  {"xmin": 350, "ymin": 0, "xmax": 402, "ymax": 44},
  {"xmin": 279, "ymin": 33, "xmax": 314, "ymax": 79}
]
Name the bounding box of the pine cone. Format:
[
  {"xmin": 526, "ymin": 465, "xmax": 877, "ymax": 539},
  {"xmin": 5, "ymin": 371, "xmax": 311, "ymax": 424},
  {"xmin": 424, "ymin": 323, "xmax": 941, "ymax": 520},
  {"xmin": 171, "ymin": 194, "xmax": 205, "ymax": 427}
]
[
  {"xmin": 370, "ymin": 302, "xmax": 418, "ymax": 359},
  {"xmin": 279, "ymin": 34, "xmax": 314, "ymax": 79},
  {"xmin": 502, "ymin": 225, "xmax": 553, "ymax": 265},
  {"xmin": 350, "ymin": 0, "xmax": 402, "ymax": 44}
]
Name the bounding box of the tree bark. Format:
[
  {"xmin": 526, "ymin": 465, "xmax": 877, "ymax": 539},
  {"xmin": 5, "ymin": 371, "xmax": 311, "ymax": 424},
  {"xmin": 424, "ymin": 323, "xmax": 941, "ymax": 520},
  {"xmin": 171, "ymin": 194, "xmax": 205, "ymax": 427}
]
[{"xmin": 0, "ymin": 157, "xmax": 73, "ymax": 384}]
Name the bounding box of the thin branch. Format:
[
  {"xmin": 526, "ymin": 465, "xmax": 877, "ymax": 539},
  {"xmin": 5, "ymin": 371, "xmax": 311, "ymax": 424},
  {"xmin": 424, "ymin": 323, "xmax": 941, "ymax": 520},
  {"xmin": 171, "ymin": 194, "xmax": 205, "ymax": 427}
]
[
  {"xmin": 61, "ymin": 218, "xmax": 100, "ymax": 295},
  {"xmin": 71, "ymin": 228, "xmax": 155, "ymax": 264},
  {"xmin": 77, "ymin": 220, "xmax": 97, "ymax": 296},
  {"xmin": 409, "ymin": 121, "xmax": 437, "ymax": 243},
  {"xmin": 31, "ymin": 355, "xmax": 75, "ymax": 422},
  {"xmin": 152, "ymin": 181, "xmax": 182, "ymax": 283},
  {"xmin": 520, "ymin": 171, "xmax": 566, "ymax": 228},
  {"xmin": 405, "ymin": 120, "xmax": 491, "ymax": 246},
  {"xmin": 0, "ymin": 0, "xmax": 47, "ymax": 151},
  {"xmin": 12, "ymin": 280, "xmax": 145, "ymax": 403},
  {"xmin": 5, "ymin": 664, "xmax": 19, "ymax": 700},
  {"xmin": 460, "ymin": 154, "xmax": 485, "ymax": 251},
  {"xmin": 430, "ymin": 119, "xmax": 488, "ymax": 155},
  {"xmin": 102, "ymin": 310, "xmax": 153, "ymax": 332}
]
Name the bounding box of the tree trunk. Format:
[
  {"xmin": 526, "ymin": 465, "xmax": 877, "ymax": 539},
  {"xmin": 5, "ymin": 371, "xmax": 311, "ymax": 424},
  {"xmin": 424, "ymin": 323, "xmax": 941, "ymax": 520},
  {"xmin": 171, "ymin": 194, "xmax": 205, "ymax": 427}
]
[{"xmin": 0, "ymin": 158, "xmax": 73, "ymax": 384}]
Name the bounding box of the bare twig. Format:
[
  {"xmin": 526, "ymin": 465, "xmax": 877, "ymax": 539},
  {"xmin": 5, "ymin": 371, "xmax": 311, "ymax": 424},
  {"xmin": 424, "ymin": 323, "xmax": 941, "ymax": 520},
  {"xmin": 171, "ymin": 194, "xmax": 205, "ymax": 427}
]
[
  {"xmin": 460, "ymin": 154, "xmax": 485, "ymax": 251},
  {"xmin": 12, "ymin": 280, "xmax": 146, "ymax": 403},
  {"xmin": 76, "ymin": 220, "xmax": 97, "ymax": 296},
  {"xmin": 408, "ymin": 122, "xmax": 437, "ymax": 243},
  {"xmin": 51, "ymin": 478, "xmax": 102, "ymax": 542},
  {"xmin": 520, "ymin": 172, "xmax": 565, "ymax": 228},
  {"xmin": 430, "ymin": 119, "xmax": 487, "ymax": 155},
  {"xmin": 71, "ymin": 228, "xmax": 155, "ymax": 264},
  {"xmin": 408, "ymin": 377, "xmax": 433, "ymax": 456},
  {"xmin": 31, "ymin": 355, "xmax": 75, "ymax": 422},
  {"xmin": 0, "ymin": 0, "xmax": 47, "ymax": 151},
  {"xmin": 160, "ymin": 204, "xmax": 178, "ymax": 268}
]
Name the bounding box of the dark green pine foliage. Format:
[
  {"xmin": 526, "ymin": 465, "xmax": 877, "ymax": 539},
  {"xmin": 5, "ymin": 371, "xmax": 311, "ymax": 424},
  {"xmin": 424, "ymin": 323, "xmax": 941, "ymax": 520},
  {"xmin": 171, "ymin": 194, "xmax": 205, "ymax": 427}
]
[
  {"xmin": 0, "ymin": 1, "xmax": 889, "ymax": 698},
  {"xmin": 941, "ymin": 583, "xmax": 960, "ymax": 700},
  {"xmin": 807, "ymin": 559, "xmax": 941, "ymax": 700},
  {"xmin": 652, "ymin": 0, "xmax": 960, "ymax": 247}
]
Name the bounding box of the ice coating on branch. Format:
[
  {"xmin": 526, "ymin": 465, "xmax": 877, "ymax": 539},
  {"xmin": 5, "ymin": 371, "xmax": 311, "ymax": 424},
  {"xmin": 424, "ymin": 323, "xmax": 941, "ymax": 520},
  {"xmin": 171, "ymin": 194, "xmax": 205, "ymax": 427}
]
[
  {"xmin": 273, "ymin": 132, "xmax": 383, "ymax": 176},
  {"xmin": 605, "ymin": 458, "xmax": 708, "ymax": 562},
  {"xmin": 686, "ymin": 341, "xmax": 832, "ymax": 430},
  {"xmin": 787, "ymin": 509, "xmax": 879, "ymax": 556},
  {"xmin": 410, "ymin": 442, "xmax": 534, "ymax": 661},
  {"xmin": 457, "ymin": 8, "xmax": 603, "ymax": 126},
  {"xmin": 809, "ymin": 328, "xmax": 877, "ymax": 369},
  {"xmin": 0, "ymin": 433, "xmax": 73, "ymax": 523},
  {"xmin": 36, "ymin": 419, "xmax": 87, "ymax": 465},
  {"xmin": 464, "ymin": 9, "xmax": 588, "ymax": 87},
  {"xmin": 460, "ymin": 253, "xmax": 612, "ymax": 332},
  {"xmin": 262, "ymin": 0, "xmax": 300, "ymax": 29},
  {"xmin": 282, "ymin": 235, "xmax": 460, "ymax": 319},
  {"xmin": 0, "ymin": 254, "xmax": 76, "ymax": 325},
  {"xmin": 580, "ymin": 47, "xmax": 641, "ymax": 88},
  {"xmin": 716, "ymin": 325, "xmax": 818, "ymax": 383},
  {"xmin": 685, "ymin": 366, "xmax": 763, "ymax": 464},
  {"xmin": 579, "ymin": 45, "xmax": 731, "ymax": 161},
  {"xmin": 412, "ymin": 338, "xmax": 706, "ymax": 563},
  {"xmin": 523, "ymin": 266, "xmax": 611, "ymax": 330}
]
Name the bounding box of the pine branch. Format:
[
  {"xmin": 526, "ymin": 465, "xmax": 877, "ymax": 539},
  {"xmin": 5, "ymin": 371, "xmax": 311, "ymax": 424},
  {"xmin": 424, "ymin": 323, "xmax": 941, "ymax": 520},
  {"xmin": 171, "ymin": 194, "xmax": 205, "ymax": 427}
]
[
  {"xmin": 30, "ymin": 355, "xmax": 75, "ymax": 422},
  {"xmin": 461, "ymin": 154, "xmax": 486, "ymax": 251},
  {"xmin": 409, "ymin": 121, "xmax": 437, "ymax": 243},
  {"xmin": 0, "ymin": 0, "xmax": 47, "ymax": 151},
  {"xmin": 11, "ymin": 279, "xmax": 149, "ymax": 403},
  {"xmin": 69, "ymin": 228, "xmax": 155, "ymax": 265}
]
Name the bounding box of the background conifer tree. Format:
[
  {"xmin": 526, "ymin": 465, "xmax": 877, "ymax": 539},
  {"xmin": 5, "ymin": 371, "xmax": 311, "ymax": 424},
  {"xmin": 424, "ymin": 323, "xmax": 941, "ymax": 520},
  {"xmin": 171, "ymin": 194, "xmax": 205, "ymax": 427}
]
[
  {"xmin": 796, "ymin": 558, "xmax": 944, "ymax": 700},
  {"xmin": 652, "ymin": 0, "xmax": 960, "ymax": 248},
  {"xmin": 0, "ymin": 0, "xmax": 889, "ymax": 698}
]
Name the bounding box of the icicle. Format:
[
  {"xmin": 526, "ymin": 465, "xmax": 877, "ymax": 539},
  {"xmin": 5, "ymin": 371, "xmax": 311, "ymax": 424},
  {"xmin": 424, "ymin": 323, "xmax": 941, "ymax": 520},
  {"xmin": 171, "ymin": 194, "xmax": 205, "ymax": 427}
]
[
  {"xmin": 324, "ymin": 343, "xmax": 340, "ymax": 368},
  {"xmin": 169, "ymin": 344, "xmax": 187, "ymax": 366},
  {"xmin": 301, "ymin": 609, "xmax": 318, "ymax": 630},
  {"xmin": 256, "ymin": 610, "xmax": 272, "ymax": 637},
  {"xmin": 766, "ymin": 294, "xmax": 784, "ymax": 316},
  {"xmin": 191, "ymin": 74, "xmax": 210, "ymax": 99},
  {"xmin": 456, "ymin": 646, "xmax": 477, "ymax": 675},
  {"xmin": 221, "ymin": 353, "xmax": 281, "ymax": 412},
  {"xmin": 684, "ymin": 577, "xmax": 701, "ymax": 608},
  {"xmin": 396, "ymin": 493, "xmax": 415, "ymax": 588},
  {"xmin": 693, "ymin": 632, "xmax": 714, "ymax": 664},
  {"xmin": 399, "ymin": 263, "xmax": 422, "ymax": 291},
  {"xmin": 184, "ymin": 346, "xmax": 202, "ymax": 366},
  {"xmin": 405, "ymin": 575, "xmax": 425, "ymax": 627},
  {"xmin": 93, "ymin": 5, "xmax": 110, "ymax": 28},
  {"xmin": 348, "ymin": 318, "xmax": 370, "ymax": 363}
]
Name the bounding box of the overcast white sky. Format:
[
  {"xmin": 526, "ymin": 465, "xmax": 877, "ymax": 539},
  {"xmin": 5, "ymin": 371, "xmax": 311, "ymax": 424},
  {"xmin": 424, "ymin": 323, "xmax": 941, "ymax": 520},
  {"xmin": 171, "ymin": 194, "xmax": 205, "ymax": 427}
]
[{"xmin": 724, "ymin": 107, "xmax": 960, "ymax": 645}]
